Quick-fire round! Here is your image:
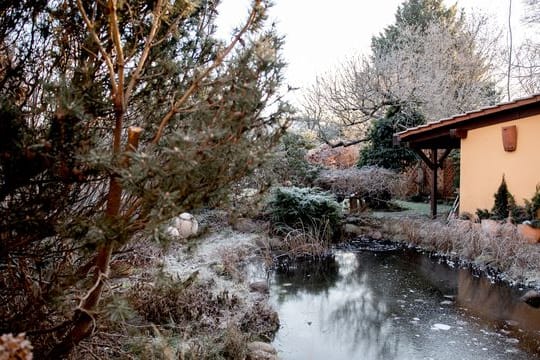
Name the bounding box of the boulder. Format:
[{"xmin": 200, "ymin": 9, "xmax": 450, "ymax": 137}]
[
  {"xmin": 171, "ymin": 212, "xmax": 198, "ymax": 238},
  {"xmin": 344, "ymin": 223, "xmax": 363, "ymax": 236},
  {"xmin": 249, "ymin": 281, "xmax": 269, "ymax": 294}
]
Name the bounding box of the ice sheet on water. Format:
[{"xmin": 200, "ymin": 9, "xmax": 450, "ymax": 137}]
[{"xmin": 431, "ymin": 323, "xmax": 451, "ymax": 331}]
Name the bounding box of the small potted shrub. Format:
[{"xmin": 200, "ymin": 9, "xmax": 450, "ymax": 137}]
[{"xmin": 477, "ymin": 176, "xmax": 513, "ymax": 235}]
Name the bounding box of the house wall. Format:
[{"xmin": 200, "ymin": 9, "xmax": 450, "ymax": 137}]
[{"xmin": 460, "ymin": 114, "xmax": 540, "ymax": 216}]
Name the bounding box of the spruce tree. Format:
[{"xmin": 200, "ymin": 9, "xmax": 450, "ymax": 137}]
[
  {"xmin": 492, "ymin": 176, "xmax": 512, "ymax": 220},
  {"xmin": 371, "ymin": 0, "xmax": 459, "ymax": 57}
]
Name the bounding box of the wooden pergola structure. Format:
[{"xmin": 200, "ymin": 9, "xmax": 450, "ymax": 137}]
[{"xmin": 393, "ymin": 94, "xmax": 540, "ymax": 218}]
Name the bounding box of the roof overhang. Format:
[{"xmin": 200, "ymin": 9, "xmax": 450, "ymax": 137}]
[{"xmin": 393, "ymin": 94, "xmax": 540, "ymax": 150}]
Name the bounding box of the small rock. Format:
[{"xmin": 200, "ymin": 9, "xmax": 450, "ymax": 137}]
[
  {"xmin": 171, "ymin": 212, "xmax": 198, "ymax": 238},
  {"xmin": 255, "ymin": 237, "xmax": 270, "ymax": 249},
  {"xmin": 521, "ymin": 290, "xmax": 540, "ymax": 308},
  {"xmin": 248, "ymin": 350, "xmax": 279, "ymax": 360},
  {"xmin": 165, "ymin": 226, "xmax": 180, "ymax": 238},
  {"xmin": 268, "ymin": 237, "xmax": 282, "ymax": 249},
  {"xmin": 249, "ymin": 281, "xmax": 269, "ymax": 294},
  {"xmin": 344, "ymin": 223, "xmax": 363, "ymax": 236},
  {"xmin": 504, "ymin": 319, "xmax": 520, "ymax": 327},
  {"xmin": 247, "ymin": 341, "xmax": 277, "ymax": 354}
]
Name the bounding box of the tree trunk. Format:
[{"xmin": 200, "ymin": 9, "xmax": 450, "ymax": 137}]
[{"xmin": 47, "ymin": 114, "xmax": 134, "ymax": 359}]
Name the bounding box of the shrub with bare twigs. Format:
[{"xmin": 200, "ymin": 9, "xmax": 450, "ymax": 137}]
[{"xmin": 315, "ymin": 166, "xmax": 405, "ymax": 209}]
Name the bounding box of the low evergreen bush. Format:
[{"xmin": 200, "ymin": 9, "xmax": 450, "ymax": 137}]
[{"xmin": 266, "ymin": 187, "xmax": 341, "ymax": 239}]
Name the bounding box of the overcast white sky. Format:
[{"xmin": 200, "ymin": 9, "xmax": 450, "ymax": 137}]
[{"xmin": 216, "ymin": 1, "xmax": 527, "ymax": 103}]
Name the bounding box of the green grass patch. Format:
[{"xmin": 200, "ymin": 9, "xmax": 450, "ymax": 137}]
[{"xmin": 372, "ymin": 200, "xmax": 452, "ymax": 218}]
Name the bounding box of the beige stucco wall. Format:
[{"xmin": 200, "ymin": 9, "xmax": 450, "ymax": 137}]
[{"xmin": 460, "ymin": 114, "xmax": 540, "ymax": 216}]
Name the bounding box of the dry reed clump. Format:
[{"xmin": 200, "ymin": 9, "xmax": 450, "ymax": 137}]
[
  {"xmin": 380, "ymin": 217, "xmax": 540, "ymax": 280},
  {"xmin": 279, "ymin": 221, "xmax": 332, "ymax": 258},
  {"xmin": 265, "ymin": 186, "xmax": 342, "ymax": 255},
  {"xmin": 218, "ymin": 324, "xmax": 249, "ymax": 360},
  {"xmin": 239, "ymin": 301, "xmax": 280, "ymax": 342},
  {"xmin": 105, "ymin": 274, "xmax": 252, "ymax": 360},
  {"xmin": 111, "ymin": 323, "xmax": 248, "ymax": 360}
]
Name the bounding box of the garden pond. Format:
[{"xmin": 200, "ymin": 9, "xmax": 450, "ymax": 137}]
[{"xmin": 264, "ymin": 239, "xmax": 540, "ymax": 360}]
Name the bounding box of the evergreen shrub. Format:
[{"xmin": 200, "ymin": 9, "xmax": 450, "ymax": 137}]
[
  {"xmin": 267, "ymin": 132, "xmax": 320, "ymax": 186},
  {"xmin": 266, "ymin": 186, "xmax": 341, "ymax": 238},
  {"xmin": 491, "ymin": 176, "xmax": 513, "ymax": 220},
  {"xmin": 358, "ymin": 108, "xmax": 424, "ymax": 172}
]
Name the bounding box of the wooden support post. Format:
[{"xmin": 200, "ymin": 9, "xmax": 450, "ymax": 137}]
[
  {"xmin": 350, "ymin": 196, "xmax": 359, "ymax": 213},
  {"xmin": 430, "ymin": 148, "xmax": 438, "ymax": 219}
]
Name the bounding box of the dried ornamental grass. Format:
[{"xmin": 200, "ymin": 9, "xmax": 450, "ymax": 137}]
[{"xmin": 380, "ymin": 217, "xmax": 540, "ymax": 282}]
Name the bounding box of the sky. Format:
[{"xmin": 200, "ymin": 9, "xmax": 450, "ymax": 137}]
[{"xmin": 216, "ymin": 0, "xmax": 528, "ymax": 104}]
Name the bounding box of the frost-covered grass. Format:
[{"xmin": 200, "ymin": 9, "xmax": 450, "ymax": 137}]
[{"xmin": 74, "ymin": 213, "xmax": 279, "ymax": 359}]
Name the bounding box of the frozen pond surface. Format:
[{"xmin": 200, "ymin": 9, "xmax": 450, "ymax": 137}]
[{"xmin": 269, "ymin": 242, "xmax": 540, "ymax": 360}]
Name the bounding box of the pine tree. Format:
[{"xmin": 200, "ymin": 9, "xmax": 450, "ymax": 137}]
[{"xmin": 0, "ymin": 0, "xmax": 290, "ymax": 356}]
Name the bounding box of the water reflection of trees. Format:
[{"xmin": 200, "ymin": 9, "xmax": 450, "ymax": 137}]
[
  {"xmin": 273, "ymin": 248, "xmax": 540, "ymax": 359},
  {"xmin": 273, "ymin": 255, "xmax": 341, "ymax": 303},
  {"xmin": 273, "ymin": 252, "xmax": 401, "ymax": 358},
  {"xmin": 327, "ymin": 272, "xmax": 400, "ymax": 360}
]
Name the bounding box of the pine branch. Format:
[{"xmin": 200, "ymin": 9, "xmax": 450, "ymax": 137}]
[{"xmin": 151, "ymin": 0, "xmax": 263, "ymax": 144}]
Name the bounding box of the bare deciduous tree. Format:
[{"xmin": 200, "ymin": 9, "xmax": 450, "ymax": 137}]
[
  {"xmin": 511, "ymin": 0, "xmax": 540, "ymax": 95},
  {"xmin": 302, "ymin": 14, "xmax": 501, "ymax": 146}
]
